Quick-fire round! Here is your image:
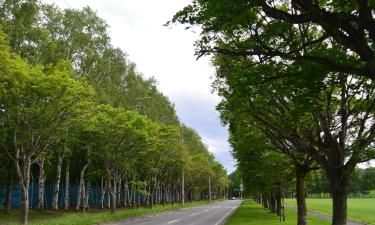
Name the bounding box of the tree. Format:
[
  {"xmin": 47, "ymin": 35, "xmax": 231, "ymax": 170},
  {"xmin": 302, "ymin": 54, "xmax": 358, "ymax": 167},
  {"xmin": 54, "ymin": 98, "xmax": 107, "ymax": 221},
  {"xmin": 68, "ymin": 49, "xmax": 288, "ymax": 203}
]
[
  {"xmin": 0, "ymin": 28, "xmax": 93, "ymax": 223},
  {"xmin": 170, "ymin": 0, "xmax": 375, "ymax": 80},
  {"xmin": 228, "ymin": 118, "xmax": 294, "ymax": 216},
  {"xmin": 213, "ymin": 49, "xmax": 375, "ymax": 225},
  {"xmin": 214, "ymin": 55, "xmax": 325, "ymax": 225},
  {"xmin": 88, "ymin": 105, "xmax": 152, "ymax": 213}
]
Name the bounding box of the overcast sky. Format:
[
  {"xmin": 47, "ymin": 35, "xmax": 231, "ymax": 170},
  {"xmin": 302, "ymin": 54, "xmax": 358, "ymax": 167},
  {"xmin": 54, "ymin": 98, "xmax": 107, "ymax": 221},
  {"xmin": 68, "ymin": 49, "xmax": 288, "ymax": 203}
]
[{"xmin": 42, "ymin": 0, "xmax": 236, "ymax": 173}]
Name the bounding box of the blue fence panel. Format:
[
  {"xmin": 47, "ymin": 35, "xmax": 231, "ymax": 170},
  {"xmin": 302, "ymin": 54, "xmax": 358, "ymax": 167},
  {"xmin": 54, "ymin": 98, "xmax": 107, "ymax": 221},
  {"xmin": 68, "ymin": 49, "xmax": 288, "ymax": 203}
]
[{"xmin": 0, "ymin": 183, "xmax": 107, "ymax": 209}]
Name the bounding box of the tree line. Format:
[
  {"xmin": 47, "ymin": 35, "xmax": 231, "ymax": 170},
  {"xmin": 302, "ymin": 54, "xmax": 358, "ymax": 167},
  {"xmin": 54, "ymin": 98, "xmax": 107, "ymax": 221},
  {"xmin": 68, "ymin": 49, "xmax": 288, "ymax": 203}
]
[
  {"xmin": 306, "ymin": 167, "xmax": 375, "ymax": 197},
  {"xmin": 170, "ymin": 1, "xmax": 375, "ymax": 225},
  {"xmin": 230, "ymin": 166, "xmax": 375, "ymax": 199},
  {"xmin": 0, "ymin": 1, "xmax": 229, "ymax": 224}
]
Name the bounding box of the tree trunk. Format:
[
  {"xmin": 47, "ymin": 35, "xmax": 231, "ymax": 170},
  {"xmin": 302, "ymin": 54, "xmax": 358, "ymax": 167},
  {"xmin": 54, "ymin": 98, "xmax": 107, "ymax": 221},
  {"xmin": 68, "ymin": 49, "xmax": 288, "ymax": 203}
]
[
  {"xmin": 149, "ymin": 184, "xmax": 154, "ymax": 209},
  {"xmin": 267, "ymin": 195, "xmax": 272, "ymax": 210},
  {"xmin": 107, "ymin": 188, "xmax": 111, "ymax": 208},
  {"xmin": 76, "ymin": 163, "xmax": 88, "ymax": 210},
  {"xmin": 117, "ymin": 179, "xmax": 122, "ymax": 207},
  {"xmin": 14, "ymin": 155, "xmax": 31, "ymax": 225},
  {"xmin": 270, "ymin": 193, "xmax": 276, "ymax": 213},
  {"xmin": 20, "ymin": 185, "xmax": 29, "ymax": 225},
  {"xmin": 326, "ymin": 168, "xmax": 350, "ymax": 225},
  {"xmin": 124, "ymin": 181, "xmax": 129, "ymax": 207},
  {"xmin": 276, "ymin": 190, "xmax": 282, "ymax": 216},
  {"xmin": 4, "ymin": 168, "xmax": 13, "ymax": 214},
  {"xmin": 132, "ymin": 182, "xmax": 136, "ymax": 209},
  {"xmin": 263, "ymin": 194, "xmax": 268, "ymax": 208},
  {"xmin": 37, "ymin": 157, "xmax": 45, "ymax": 210},
  {"xmin": 81, "ymin": 179, "xmax": 86, "ymax": 212},
  {"xmin": 109, "ymin": 179, "xmax": 117, "ymax": 214},
  {"xmin": 331, "ymin": 188, "xmax": 348, "ymax": 225},
  {"xmin": 84, "ymin": 181, "xmax": 90, "ymax": 211},
  {"xmin": 208, "ymin": 177, "xmax": 211, "ymax": 201},
  {"xmin": 100, "ymin": 178, "xmax": 106, "ymax": 209},
  {"xmin": 162, "ymin": 185, "xmax": 166, "ymax": 206},
  {"xmin": 296, "ymin": 166, "xmax": 308, "ymax": 225},
  {"xmin": 110, "ymin": 192, "xmax": 116, "ymax": 213},
  {"xmin": 172, "ymin": 188, "xmax": 175, "ymax": 202},
  {"xmin": 52, "ymin": 155, "xmax": 63, "ymax": 210},
  {"xmin": 64, "ymin": 159, "xmax": 70, "ymax": 211}
]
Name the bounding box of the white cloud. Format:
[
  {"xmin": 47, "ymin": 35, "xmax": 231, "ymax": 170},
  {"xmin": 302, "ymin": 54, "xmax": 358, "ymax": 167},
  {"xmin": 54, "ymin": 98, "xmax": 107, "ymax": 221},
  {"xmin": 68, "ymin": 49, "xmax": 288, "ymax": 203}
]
[{"xmin": 203, "ymin": 137, "xmax": 230, "ymax": 155}]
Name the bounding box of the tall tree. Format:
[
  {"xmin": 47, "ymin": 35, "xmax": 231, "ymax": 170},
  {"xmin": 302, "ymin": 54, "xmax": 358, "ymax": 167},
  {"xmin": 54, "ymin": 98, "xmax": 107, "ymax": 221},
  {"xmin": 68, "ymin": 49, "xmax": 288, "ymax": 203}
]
[{"xmin": 0, "ymin": 29, "xmax": 93, "ymax": 223}]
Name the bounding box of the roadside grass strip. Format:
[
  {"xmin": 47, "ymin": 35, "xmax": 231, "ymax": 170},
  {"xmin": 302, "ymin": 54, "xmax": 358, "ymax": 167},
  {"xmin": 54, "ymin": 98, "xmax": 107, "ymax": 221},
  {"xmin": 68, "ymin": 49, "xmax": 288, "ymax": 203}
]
[
  {"xmin": 224, "ymin": 200, "xmax": 330, "ymax": 225},
  {"xmin": 284, "ymin": 198, "xmax": 375, "ymax": 225}
]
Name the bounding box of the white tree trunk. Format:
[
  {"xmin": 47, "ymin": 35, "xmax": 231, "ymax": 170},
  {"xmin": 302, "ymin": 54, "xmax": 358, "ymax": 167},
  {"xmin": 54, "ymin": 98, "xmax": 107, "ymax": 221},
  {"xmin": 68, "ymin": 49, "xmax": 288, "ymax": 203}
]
[
  {"xmin": 52, "ymin": 156, "xmax": 63, "ymax": 210},
  {"xmin": 81, "ymin": 179, "xmax": 86, "ymax": 212},
  {"xmin": 64, "ymin": 160, "xmax": 70, "ymax": 210},
  {"xmin": 107, "ymin": 185, "xmax": 111, "ymax": 208},
  {"xmin": 117, "ymin": 179, "xmax": 122, "ymax": 207},
  {"xmin": 14, "ymin": 152, "xmax": 31, "ymax": 225},
  {"xmin": 110, "ymin": 179, "xmax": 117, "ymax": 214},
  {"xmin": 100, "ymin": 178, "xmax": 106, "ymax": 209},
  {"xmin": 125, "ymin": 181, "xmax": 130, "ymax": 207},
  {"xmin": 76, "ymin": 163, "xmax": 88, "ymax": 210},
  {"xmin": 133, "ymin": 183, "xmax": 136, "ymax": 208},
  {"xmin": 37, "ymin": 157, "xmax": 45, "ymax": 210},
  {"xmin": 84, "ymin": 181, "xmax": 90, "ymax": 211}
]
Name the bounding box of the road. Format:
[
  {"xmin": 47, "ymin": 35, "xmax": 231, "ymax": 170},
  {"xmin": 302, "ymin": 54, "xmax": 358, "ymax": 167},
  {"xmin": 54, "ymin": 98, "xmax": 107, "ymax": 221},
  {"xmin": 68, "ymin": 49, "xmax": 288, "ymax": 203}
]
[{"xmin": 106, "ymin": 200, "xmax": 242, "ymax": 225}]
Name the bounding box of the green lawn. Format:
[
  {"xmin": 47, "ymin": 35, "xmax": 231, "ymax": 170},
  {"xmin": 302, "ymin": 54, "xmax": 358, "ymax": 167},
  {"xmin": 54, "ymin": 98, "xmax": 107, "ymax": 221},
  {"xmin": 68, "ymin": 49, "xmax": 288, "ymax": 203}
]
[
  {"xmin": 0, "ymin": 201, "xmax": 218, "ymax": 225},
  {"xmin": 284, "ymin": 198, "xmax": 375, "ymax": 224},
  {"xmin": 225, "ymin": 200, "xmax": 330, "ymax": 225}
]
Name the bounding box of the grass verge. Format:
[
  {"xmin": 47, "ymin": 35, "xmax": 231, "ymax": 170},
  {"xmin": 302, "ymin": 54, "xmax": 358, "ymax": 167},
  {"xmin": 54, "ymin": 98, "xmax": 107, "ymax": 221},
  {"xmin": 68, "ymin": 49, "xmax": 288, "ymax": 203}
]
[
  {"xmin": 0, "ymin": 200, "xmax": 220, "ymax": 225},
  {"xmin": 224, "ymin": 200, "xmax": 330, "ymax": 225},
  {"xmin": 284, "ymin": 198, "xmax": 375, "ymax": 225}
]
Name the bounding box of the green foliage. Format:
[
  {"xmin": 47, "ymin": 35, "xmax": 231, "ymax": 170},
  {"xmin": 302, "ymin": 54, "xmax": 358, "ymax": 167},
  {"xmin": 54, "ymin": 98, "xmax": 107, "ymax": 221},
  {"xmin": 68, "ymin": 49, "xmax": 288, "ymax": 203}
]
[
  {"xmin": 171, "ymin": 0, "xmax": 375, "ymax": 80},
  {"xmin": 0, "ymin": 26, "xmax": 94, "ymax": 160}
]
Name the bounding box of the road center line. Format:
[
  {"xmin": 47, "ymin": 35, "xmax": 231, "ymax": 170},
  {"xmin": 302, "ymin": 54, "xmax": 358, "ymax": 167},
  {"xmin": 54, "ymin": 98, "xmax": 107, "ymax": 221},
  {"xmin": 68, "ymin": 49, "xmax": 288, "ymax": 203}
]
[{"xmin": 168, "ymin": 219, "xmax": 181, "ymax": 224}]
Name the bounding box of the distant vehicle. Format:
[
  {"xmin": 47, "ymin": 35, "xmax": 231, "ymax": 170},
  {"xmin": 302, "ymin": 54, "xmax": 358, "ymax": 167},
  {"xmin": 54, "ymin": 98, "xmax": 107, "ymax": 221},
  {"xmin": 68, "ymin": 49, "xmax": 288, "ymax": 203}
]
[{"xmin": 231, "ymin": 197, "xmax": 236, "ymax": 200}]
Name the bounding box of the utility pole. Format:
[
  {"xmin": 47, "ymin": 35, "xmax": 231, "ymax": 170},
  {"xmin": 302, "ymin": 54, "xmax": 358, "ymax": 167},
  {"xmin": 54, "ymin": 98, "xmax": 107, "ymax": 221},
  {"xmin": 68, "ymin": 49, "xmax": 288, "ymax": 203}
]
[{"xmin": 181, "ymin": 126, "xmax": 185, "ymax": 206}]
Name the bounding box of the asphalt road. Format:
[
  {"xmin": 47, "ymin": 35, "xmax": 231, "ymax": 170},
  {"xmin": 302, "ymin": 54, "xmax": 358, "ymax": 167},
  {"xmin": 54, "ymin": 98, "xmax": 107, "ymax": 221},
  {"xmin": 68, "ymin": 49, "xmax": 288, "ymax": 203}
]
[{"xmin": 106, "ymin": 200, "xmax": 242, "ymax": 225}]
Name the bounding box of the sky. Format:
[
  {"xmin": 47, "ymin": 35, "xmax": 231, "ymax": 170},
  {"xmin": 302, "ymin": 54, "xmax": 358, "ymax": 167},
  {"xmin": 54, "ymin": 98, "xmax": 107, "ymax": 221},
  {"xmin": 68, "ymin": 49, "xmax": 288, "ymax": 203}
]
[{"xmin": 42, "ymin": 0, "xmax": 236, "ymax": 173}]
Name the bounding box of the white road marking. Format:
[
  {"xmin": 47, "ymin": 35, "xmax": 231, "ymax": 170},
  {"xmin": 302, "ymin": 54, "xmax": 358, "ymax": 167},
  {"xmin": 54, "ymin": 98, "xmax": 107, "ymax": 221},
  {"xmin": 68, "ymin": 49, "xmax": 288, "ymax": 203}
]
[
  {"xmin": 214, "ymin": 207, "xmax": 236, "ymax": 209},
  {"xmin": 190, "ymin": 213, "xmax": 199, "ymax": 216},
  {"xmin": 168, "ymin": 219, "xmax": 181, "ymax": 224},
  {"xmin": 214, "ymin": 205, "xmax": 240, "ymax": 225}
]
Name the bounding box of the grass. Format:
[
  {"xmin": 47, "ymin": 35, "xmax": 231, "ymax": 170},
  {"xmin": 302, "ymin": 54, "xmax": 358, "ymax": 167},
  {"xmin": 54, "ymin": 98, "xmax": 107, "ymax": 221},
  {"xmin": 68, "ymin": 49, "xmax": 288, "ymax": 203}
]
[
  {"xmin": 366, "ymin": 190, "xmax": 375, "ymax": 198},
  {"xmin": 0, "ymin": 201, "xmax": 219, "ymax": 225},
  {"xmin": 284, "ymin": 198, "xmax": 375, "ymax": 224},
  {"xmin": 224, "ymin": 200, "xmax": 330, "ymax": 225}
]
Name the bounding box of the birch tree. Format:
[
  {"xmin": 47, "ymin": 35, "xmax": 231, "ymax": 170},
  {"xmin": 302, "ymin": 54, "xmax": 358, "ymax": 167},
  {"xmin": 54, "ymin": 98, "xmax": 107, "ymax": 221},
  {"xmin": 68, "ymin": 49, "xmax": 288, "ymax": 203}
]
[{"xmin": 0, "ymin": 29, "xmax": 93, "ymax": 223}]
